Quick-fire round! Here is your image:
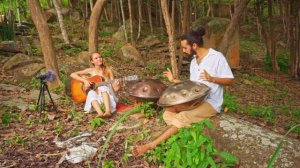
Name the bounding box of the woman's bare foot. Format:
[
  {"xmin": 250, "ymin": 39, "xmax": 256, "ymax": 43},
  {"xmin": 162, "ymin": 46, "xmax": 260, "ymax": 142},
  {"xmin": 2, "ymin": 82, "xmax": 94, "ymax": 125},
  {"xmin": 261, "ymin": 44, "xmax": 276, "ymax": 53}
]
[
  {"xmin": 103, "ymin": 112, "xmax": 112, "ymax": 118},
  {"xmin": 132, "ymin": 144, "xmax": 152, "ymax": 156}
]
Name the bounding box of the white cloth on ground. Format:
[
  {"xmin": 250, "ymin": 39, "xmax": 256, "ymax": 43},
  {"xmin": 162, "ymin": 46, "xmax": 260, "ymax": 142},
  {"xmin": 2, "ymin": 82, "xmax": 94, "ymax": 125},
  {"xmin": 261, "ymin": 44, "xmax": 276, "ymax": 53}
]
[{"xmin": 84, "ymin": 86, "xmax": 117, "ymax": 113}]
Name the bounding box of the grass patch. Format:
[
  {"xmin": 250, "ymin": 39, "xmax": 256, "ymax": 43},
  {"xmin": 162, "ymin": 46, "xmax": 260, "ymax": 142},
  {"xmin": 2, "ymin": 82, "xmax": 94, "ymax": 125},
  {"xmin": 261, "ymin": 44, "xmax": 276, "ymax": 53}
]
[
  {"xmin": 222, "ymin": 93, "xmax": 238, "ymax": 112},
  {"xmin": 246, "ymin": 104, "xmax": 277, "ymax": 123}
]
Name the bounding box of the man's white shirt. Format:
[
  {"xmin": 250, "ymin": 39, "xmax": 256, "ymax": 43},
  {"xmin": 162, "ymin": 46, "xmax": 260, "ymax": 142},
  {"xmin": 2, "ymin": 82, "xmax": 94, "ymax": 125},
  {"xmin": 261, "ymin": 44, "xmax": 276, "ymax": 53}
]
[{"xmin": 190, "ymin": 48, "xmax": 234, "ymax": 113}]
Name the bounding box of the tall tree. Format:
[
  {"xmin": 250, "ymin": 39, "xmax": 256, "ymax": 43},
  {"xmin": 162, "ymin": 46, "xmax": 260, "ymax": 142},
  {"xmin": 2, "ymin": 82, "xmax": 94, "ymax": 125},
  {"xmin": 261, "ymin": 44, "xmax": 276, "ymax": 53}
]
[
  {"xmin": 182, "ymin": 0, "xmax": 190, "ymax": 34},
  {"xmin": 290, "ymin": 0, "xmax": 300, "ymax": 79},
  {"xmin": 88, "ymin": 0, "xmax": 106, "ymax": 53},
  {"xmin": 161, "ymin": 0, "xmax": 178, "ymax": 79},
  {"xmin": 53, "ymin": 0, "xmax": 70, "ymax": 45},
  {"xmin": 120, "ymin": 0, "xmax": 128, "ymax": 42},
  {"xmin": 218, "ymin": 0, "xmax": 249, "ymax": 61},
  {"xmin": 128, "ymin": 0, "xmax": 134, "ymax": 45},
  {"xmin": 28, "ymin": 0, "xmax": 61, "ymax": 86},
  {"xmin": 148, "ymin": 0, "xmax": 153, "ymax": 33},
  {"xmin": 267, "ymin": 0, "xmax": 279, "ymax": 72},
  {"xmin": 137, "ymin": 0, "xmax": 142, "ymax": 39}
]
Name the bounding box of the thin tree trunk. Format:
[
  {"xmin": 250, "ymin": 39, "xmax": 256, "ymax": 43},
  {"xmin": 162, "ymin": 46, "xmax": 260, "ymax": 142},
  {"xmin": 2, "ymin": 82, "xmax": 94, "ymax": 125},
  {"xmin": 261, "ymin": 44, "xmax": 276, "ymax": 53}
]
[
  {"xmin": 28, "ymin": 0, "xmax": 61, "ymax": 86},
  {"xmin": 90, "ymin": 0, "xmax": 94, "ymax": 11},
  {"xmin": 148, "ymin": 0, "xmax": 153, "ymax": 33},
  {"xmin": 128, "ymin": 0, "xmax": 134, "ymax": 45},
  {"xmin": 53, "ymin": 0, "xmax": 70, "ymax": 45},
  {"xmin": 171, "ymin": 0, "xmax": 175, "ymax": 29},
  {"xmin": 161, "ymin": 0, "xmax": 178, "ymax": 79},
  {"xmin": 218, "ymin": 0, "xmax": 249, "ymax": 58},
  {"xmin": 88, "ymin": 0, "xmax": 106, "ymax": 53},
  {"xmin": 158, "ymin": 0, "xmax": 163, "ymax": 30},
  {"xmin": 290, "ymin": 0, "xmax": 300, "ymax": 79},
  {"xmin": 182, "ymin": 0, "xmax": 190, "ymax": 34},
  {"xmin": 120, "ymin": 0, "xmax": 128, "ymax": 42},
  {"xmin": 137, "ymin": 0, "xmax": 142, "ymax": 39},
  {"xmin": 267, "ymin": 0, "xmax": 279, "ymax": 72}
]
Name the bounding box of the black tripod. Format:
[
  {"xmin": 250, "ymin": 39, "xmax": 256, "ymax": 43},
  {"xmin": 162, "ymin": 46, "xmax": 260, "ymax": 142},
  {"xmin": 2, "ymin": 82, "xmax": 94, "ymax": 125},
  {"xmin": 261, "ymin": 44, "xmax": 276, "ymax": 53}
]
[{"xmin": 37, "ymin": 80, "xmax": 57, "ymax": 112}]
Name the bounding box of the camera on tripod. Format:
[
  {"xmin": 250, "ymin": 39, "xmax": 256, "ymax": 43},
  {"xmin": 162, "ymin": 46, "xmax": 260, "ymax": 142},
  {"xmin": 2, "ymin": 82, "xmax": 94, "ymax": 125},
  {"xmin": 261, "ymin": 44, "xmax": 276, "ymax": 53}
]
[
  {"xmin": 36, "ymin": 70, "xmax": 56, "ymax": 82},
  {"xmin": 36, "ymin": 70, "xmax": 57, "ymax": 112}
]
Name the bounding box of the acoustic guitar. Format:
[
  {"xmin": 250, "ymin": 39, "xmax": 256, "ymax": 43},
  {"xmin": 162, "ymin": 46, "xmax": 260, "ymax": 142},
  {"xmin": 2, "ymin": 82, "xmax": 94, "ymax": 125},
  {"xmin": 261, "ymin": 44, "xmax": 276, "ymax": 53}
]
[{"xmin": 71, "ymin": 75, "xmax": 138, "ymax": 103}]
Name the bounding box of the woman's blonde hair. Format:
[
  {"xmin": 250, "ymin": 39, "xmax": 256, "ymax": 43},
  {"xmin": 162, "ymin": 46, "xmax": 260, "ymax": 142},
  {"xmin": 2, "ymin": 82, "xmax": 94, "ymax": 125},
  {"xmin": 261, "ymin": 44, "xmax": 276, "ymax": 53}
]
[{"xmin": 90, "ymin": 52, "xmax": 111, "ymax": 80}]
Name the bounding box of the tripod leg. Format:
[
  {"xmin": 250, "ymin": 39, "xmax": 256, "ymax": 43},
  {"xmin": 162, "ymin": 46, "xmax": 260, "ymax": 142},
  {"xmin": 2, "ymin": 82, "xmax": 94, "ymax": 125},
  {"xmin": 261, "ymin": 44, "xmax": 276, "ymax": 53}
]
[
  {"xmin": 41, "ymin": 83, "xmax": 45, "ymax": 112},
  {"xmin": 45, "ymin": 84, "xmax": 57, "ymax": 112},
  {"xmin": 37, "ymin": 82, "xmax": 43, "ymax": 112}
]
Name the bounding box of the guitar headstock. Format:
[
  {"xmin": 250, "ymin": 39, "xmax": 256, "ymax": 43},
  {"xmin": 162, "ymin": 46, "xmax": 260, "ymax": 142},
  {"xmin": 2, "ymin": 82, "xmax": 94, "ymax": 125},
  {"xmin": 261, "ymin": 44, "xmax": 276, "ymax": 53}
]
[{"xmin": 124, "ymin": 75, "xmax": 138, "ymax": 81}]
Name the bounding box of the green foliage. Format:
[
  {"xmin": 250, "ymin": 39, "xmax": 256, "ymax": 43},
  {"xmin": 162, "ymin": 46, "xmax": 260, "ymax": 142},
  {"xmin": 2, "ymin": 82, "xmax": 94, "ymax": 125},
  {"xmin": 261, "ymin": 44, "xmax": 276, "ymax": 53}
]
[
  {"xmin": 273, "ymin": 88, "xmax": 288, "ymax": 101},
  {"xmin": 2, "ymin": 112, "xmax": 11, "ymax": 125},
  {"xmin": 145, "ymin": 120, "xmax": 238, "ymax": 167},
  {"xmin": 102, "ymin": 160, "xmax": 115, "ymax": 168},
  {"xmin": 39, "ymin": 114, "xmax": 49, "ymax": 124},
  {"xmin": 54, "ymin": 122, "xmax": 63, "ymax": 134},
  {"xmin": 69, "ymin": 109, "xmax": 83, "ymax": 123},
  {"xmin": 249, "ymin": 75, "xmax": 273, "ymax": 90},
  {"xmin": 0, "ymin": 23, "xmax": 14, "ymax": 41},
  {"xmin": 222, "ymin": 93, "xmax": 238, "ymax": 112},
  {"xmin": 138, "ymin": 102, "xmax": 156, "ymax": 118},
  {"xmin": 99, "ymin": 30, "xmax": 113, "ymax": 37},
  {"xmin": 143, "ymin": 63, "xmax": 159, "ymax": 75},
  {"xmin": 90, "ymin": 118, "xmax": 105, "ymax": 130},
  {"xmin": 64, "ymin": 46, "xmax": 83, "ymax": 57},
  {"xmin": 264, "ymin": 54, "xmax": 290, "ymax": 73},
  {"xmin": 1, "ymin": 112, "xmax": 20, "ymax": 125},
  {"xmin": 247, "ymin": 104, "xmax": 276, "ymax": 122},
  {"xmin": 28, "ymin": 103, "xmax": 38, "ymax": 111},
  {"xmin": 99, "ymin": 42, "xmax": 122, "ymax": 58}
]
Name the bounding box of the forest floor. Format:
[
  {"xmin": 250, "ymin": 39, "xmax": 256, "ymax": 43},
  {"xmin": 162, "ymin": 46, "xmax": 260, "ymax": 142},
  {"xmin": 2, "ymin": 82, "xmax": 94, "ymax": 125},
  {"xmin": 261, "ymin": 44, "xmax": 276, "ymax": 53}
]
[{"xmin": 0, "ymin": 20, "xmax": 299, "ymax": 167}]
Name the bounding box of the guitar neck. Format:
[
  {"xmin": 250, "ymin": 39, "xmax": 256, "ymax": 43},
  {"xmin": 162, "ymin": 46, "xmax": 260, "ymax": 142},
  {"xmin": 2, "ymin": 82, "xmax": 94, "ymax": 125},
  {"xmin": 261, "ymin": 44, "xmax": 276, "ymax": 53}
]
[{"xmin": 94, "ymin": 78, "xmax": 123, "ymax": 88}]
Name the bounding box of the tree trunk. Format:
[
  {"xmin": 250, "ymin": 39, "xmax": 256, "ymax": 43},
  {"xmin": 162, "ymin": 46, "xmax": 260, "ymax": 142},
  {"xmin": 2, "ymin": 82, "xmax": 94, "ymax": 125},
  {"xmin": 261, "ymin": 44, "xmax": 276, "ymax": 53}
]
[
  {"xmin": 90, "ymin": 0, "xmax": 94, "ymax": 11},
  {"xmin": 120, "ymin": 0, "xmax": 128, "ymax": 42},
  {"xmin": 88, "ymin": 0, "xmax": 106, "ymax": 53},
  {"xmin": 182, "ymin": 0, "xmax": 190, "ymax": 34},
  {"xmin": 137, "ymin": 0, "xmax": 142, "ymax": 39},
  {"xmin": 53, "ymin": 0, "xmax": 70, "ymax": 45},
  {"xmin": 218, "ymin": 0, "xmax": 249, "ymax": 58},
  {"xmin": 128, "ymin": 0, "xmax": 134, "ymax": 45},
  {"xmin": 158, "ymin": 0, "xmax": 163, "ymax": 30},
  {"xmin": 267, "ymin": 0, "xmax": 279, "ymax": 72},
  {"xmin": 290, "ymin": 0, "xmax": 300, "ymax": 79},
  {"xmin": 148, "ymin": 0, "xmax": 153, "ymax": 33},
  {"xmin": 28, "ymin": 0, "xmax": 61, "ymax": 86},
  {"xmin": 161, "ymin": 0, "xmax": 178, "ymax": 79}
]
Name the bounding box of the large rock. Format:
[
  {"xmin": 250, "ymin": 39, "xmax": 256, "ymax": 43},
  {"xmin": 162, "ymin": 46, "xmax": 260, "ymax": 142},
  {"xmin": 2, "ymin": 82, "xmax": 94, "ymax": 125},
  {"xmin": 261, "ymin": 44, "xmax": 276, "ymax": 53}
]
[
  {"xmin": 46, "ymin": 8, "xmax": 69, "ymax": 16},
  {"xmin": 13, "ymin": 62, "xmax": 44, "ymax": 82},
  {"xmin": 141, "ymin": 35, "xmax": 162, "ymax": 48},
  {"xmin": 112, "ymin": 19, "xmax": 138, "ymax": 41},
  {"xmin": 119, "ymin": 43, "xmax": 144, "ymax": 66},
  {"xmin": 206, "ymin": 114, "xmax": 300, "ymax": 167},
  {"xmin": 192, "ymin": 17, "xmax": 240, "ymax": 68},
  {"xmin": 112, "ymin": 26, "xmax": 126, "ymax": 41},
  {"xmin": 77, "ymin": 51, "xmax": 90, "ymax": 66},
  {"xmin": 70, "ymin": 11, "xmax": 81, "ymax": 20},
  {"xmin": 3, "ymin": 53, "xmax": 42, "ymax": 70},
  {"xmin": 44, "ymin": 11, "xmax": 56, "ymax": 23}
]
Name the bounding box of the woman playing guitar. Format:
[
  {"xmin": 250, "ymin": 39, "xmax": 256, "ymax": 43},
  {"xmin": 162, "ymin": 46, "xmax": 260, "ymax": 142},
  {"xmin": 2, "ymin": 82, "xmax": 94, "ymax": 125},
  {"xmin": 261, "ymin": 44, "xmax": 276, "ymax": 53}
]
[{"xmin": 70, "ymin": 52, "xmax": 120, "ymax": 118}]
